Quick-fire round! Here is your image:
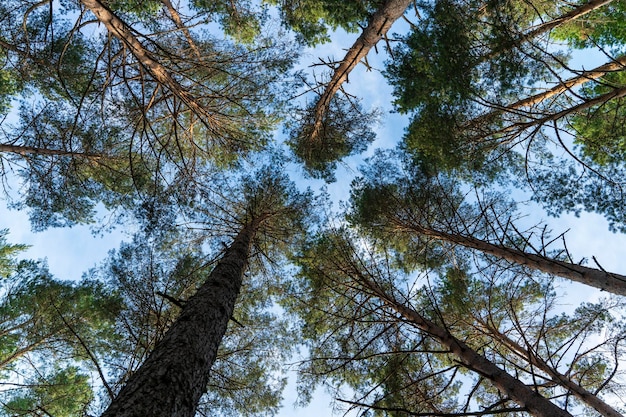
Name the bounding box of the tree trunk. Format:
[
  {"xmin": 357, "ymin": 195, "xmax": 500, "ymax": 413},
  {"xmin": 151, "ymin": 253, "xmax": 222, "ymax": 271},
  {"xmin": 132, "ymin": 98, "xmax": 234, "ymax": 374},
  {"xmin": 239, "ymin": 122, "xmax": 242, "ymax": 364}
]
[
  {"xmin": 477, "ymin": 318, "xmax": 624, "ymax": 417},
  {"xmin": 308, "ymin": 0, "xmax": 411, "ymax": 143},
  {"xmin": 80, "ymin": 0, "xmax": 217, "ymax": 127},
  {"xmin": 474, "ymin": 83, "xmax": 626, "ymax": 143},
  {"xmin": 359, "ymin": 276, "xmax": 573, "ymax": 417},
  {"xmin": 408, "ymin": 224, "xmax": 626, "ymax": 296},
  {"xmin": 470, "ymin": 54, "xmax": 626, "ymax": 129},
  {"xmin": 101, "ymin": 219, "xmax": 261, "ymax": 417},
  {"xmin": 159, "ymin": 0, "xmax": 201, "ymax": 59},
  {"xmin": 482, "ymin": 0, "xmax": 614, "ymax": 64},
  {"xmin": 0, "ymin": 144, "xmax": 104, "ymax": 159},
  {"xmin": 521, "ymin": 0, "xmax": 614, "ymax": 43}
]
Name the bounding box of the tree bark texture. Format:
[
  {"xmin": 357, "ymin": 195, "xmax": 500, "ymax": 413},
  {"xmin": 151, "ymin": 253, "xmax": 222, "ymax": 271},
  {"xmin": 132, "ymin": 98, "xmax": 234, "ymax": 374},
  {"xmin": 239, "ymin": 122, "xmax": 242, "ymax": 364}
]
[
  {"xmin": 360, "ymin": 277, "xmax": 574, "ymax": 417},
  {"xmin": 411, "ymin": 224, "xmax": 626, "ymax": 296},
  {"xmin": 101, "ymin": 220, "xmax": 259, "ymax": 417},
  {"xmin": 308, "ymin": 0, "xmax": 411, "ymax": 142}
]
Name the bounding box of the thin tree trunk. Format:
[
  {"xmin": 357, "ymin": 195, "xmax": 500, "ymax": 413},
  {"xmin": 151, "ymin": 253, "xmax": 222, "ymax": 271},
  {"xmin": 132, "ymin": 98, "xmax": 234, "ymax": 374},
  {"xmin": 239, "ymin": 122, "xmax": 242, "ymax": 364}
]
[
  {"xmin": 160, "ymin": 0, "xmax": 202, "ymax": 59},
  {"xmin": 407, "ymin": 223, "xmax": 626, "ymax": 296},
  {"xmin": 101, "ymin": 218, "xmax": 262, "ymax": 417},
  {"xmin": 80, "ymin": 0, "xmax": 218, "ymax": 128},
  {"xmin": 358, "ymin": 276, "xmax": 573, "ymax": 417},
  {"xmin": 337, "ymin": 397, "xmax": 527, "ymax": 416},
  {"xmin": 521, "ymin": 0, "xmax": 613, "ymax": 43},
  {"xmin": 482, "ymin": 0, "xmax": 614, "ymax": 63},
  {"xmin": 475, "ymin": 83, "xmax": 626, "ymax": 143},
  {"xmin": 477, "ymin": 318, "xmax": 623, "ymax": 417},
  {"xmin": 0, "ymin": 143, "xmax": 105, "ymax": 159},
  {"xmin": 0, "ymin": 334, "xmax": 57, "ymax": 369},
  {"xmin": 470, "ymin": 54, "xmax": 626, "ymax": 129},
  {"xmin": 308, "ymin": 0, "xmax": 411, "ymax": 143},
  {"xmin": 462, "ymin": 0, "xmax": 619, "ymax": 129}
]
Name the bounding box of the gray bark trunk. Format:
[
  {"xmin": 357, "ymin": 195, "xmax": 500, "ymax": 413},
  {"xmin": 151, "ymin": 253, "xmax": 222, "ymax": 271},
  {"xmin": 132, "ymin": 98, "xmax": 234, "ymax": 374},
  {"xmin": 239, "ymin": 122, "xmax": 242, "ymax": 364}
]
[
  {"xmin": 308, "ymin": 0, "xmax": 411, "ymax": 143},
  {"xmin": 101, "ymin": 219, "xmax": 260, "ymax": 417}
]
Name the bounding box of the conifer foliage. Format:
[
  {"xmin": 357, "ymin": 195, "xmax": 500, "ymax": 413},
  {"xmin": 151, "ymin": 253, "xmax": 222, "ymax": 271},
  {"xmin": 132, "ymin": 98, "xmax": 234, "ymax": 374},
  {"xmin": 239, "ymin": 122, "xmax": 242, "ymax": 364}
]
[{"xmin": 1, "ymin": 0, "xmax": 626, "ymax": 416}]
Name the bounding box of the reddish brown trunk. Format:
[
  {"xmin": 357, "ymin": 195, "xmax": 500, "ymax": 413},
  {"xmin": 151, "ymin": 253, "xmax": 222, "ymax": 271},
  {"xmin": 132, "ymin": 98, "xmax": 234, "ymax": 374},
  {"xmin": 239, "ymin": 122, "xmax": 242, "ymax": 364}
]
[
  {"xmin": 467, "ymin": 0, "xmax": 619, "ymax": 129},
  {"xmin": 308, "ymin": 0, "xmax": 411, "ymax": 143},
  {"xmin": 101, "ymin": 219, "xmax": 261, "ymax": 417},
  {"xmin": 480, "ymin": 84, "xmax": 626, "ymax": 142},
  {"xmin": 471, "ymin": 55, "xmax": 626, "ymax": 130},
  {"xmin": 483, "ymin": 0, "xmax": 614, "ymax": 64},
  {"xmin": 160, "ymin": 0, "xmax": 201, "ymax": 59},
  {"xmin": 523, "ymin": 0, "xmax": 614, "ymax": 42}
]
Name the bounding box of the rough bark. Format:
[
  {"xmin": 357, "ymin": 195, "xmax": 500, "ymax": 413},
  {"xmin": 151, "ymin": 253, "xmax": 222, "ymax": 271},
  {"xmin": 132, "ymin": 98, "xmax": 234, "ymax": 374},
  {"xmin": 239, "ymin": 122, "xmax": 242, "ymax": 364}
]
[
  {"xmin": 308, "ymin": 0, "xmax": 411, "ymax": 143},
  {"xmin": 80, "ymin": 0, "xmax": 218, "ymax": 128},
  {"xmin": 359, "ymin": 276, "xmax": 573, "ymax": 417},
  {"xmin": 408, "ymin": 224, "xmax": 626, "ymax": 296},
  {"xmin": 478, "ymin": 319, "xmax": 624, "ymax": 417},
  {"xmin": 101, "ymin": 219, "xmax": 261, "ymax": 417}
]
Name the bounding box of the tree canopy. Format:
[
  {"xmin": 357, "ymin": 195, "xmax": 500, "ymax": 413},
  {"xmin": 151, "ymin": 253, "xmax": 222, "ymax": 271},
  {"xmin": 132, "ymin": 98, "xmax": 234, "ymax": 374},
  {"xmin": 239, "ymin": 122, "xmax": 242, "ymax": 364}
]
[{"xmin": 1, "ymin": 0, "xmax": 626, "ymax": 416}]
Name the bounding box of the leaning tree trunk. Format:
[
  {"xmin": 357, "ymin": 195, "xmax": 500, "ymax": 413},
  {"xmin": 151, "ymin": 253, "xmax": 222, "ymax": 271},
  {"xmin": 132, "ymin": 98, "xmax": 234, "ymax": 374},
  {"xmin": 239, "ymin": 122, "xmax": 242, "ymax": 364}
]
[
  {"xmin": 473, "ymin": 80, "xmax": 626, "ymax": 144},
  {"xmin": 519, "ymin": 0, "xmax": 613, "ymax": 46},
  {"xmin": 80, "ymin": 0, "xmax": 216, "ymax": 126},
  {"xmin": 159, "ymin": 0, "xmax": 201, "ymax": 59},
  {"xmin": 476, "ymin": 318, "xmax": 624, "ymax": 417},
  {"xmin": 0, "ymin": 144, "xmax": 105, "ymax": 159},
  {"xmin": 358, "ymin": 276, "xmax": 574, "ymax": 417},
  {"xmin": 470, "ymin": 54, "xmax": 626, "ymax": 128},
  {"xmin": 307, "ymin": 0, "xmax": 411, "ymax": 143},
  {"xmin": 462, "ymin": 0, "xmax": 619, "ymax": 130},
  {"xmin": 101, "ymin": 218, "xmax": 262, "ymax": 417},
  {"xmin": 482, "ymin": 0, "xmax": 614, "ymax": 64},
  {"xmin": 406, "ymin": 223, "xmax": 626, "ymax": 296}
]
